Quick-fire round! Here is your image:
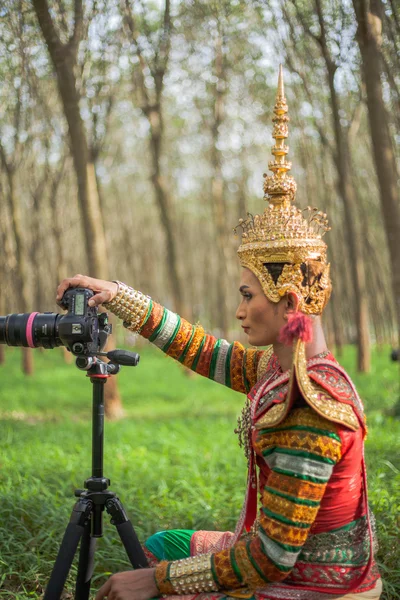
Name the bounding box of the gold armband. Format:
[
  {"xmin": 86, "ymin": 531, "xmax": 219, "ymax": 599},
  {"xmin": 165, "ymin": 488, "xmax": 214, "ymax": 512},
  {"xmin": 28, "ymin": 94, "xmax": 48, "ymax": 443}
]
[
  {"xmin": 103, "ymin": 281, "xmax": 151, "ymax": 333},
  {"xmin": 155, "ymin": 553, "xmax": 219, "ymax": 595}
]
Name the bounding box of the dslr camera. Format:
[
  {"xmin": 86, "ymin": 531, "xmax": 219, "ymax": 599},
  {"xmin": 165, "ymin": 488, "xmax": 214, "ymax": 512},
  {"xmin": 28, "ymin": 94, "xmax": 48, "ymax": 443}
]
[{"xmin": 0, "ymin": 288, "xmax": 110, "ymax": 356}]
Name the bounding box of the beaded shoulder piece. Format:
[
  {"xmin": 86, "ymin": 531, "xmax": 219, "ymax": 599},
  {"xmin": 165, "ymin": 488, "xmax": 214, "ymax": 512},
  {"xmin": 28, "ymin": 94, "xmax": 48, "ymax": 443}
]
[
  {"xmin": 254, "ymin": 342, "xmax": 364, "ymax": 432},
  {"xmin": 294, "ymin": 339, "xmax": 365, "ymax": 431}
]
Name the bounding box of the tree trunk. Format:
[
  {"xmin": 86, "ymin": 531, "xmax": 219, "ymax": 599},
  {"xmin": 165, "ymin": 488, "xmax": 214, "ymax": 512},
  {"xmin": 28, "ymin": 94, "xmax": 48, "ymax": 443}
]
[
  {"xmin": 122, "ymin": 0, "xmax": 183, "ymax": 315},
  {"xmin": 237, "ymin": 166, "xmax": 247, "ymax": 223},
  {"xmin": 148, "ymin": 108, "xmax": 184, "ymax": 315},
  {"xmin": 333, "ymin": 118, "xmax": 370, "ymax": 372},
  {"xmin": 286, "ymin": 0, "xmax": 371, "ymax": 370},
  {"xmin": 352, "ymin": 0, "xmax": 400, "ymax": 355},
  {"xmin": 0, "ymin": 280, "xmax": 5, "ymax": 364},
  {"xmin": 3, "ymin": 166, "xmax": 34, "ymax": 374},
  {"xmin": 33, "ymin": 0, "xmax": 122, "ymax": 417},
  {"xmin": 50, "ymin": 162, "xmax": 74, "ymax": 369},
  {"xmin": 210, "ymin": 33, "xmax": 229, "ymax": 337},
  {"xmin": 151, "ymin": 171, "xmax": 184, "ymax": 315},
  {"xmin": 0, "ymin": 198, "xmax": 10, "ymax": 365},
  {"xmin": 313, "ymin": 0, "xmax": 370, "ymax": 371},
  {"xmin": 90, "ymin": 160, "xmax": 123, "ymax": 417}
]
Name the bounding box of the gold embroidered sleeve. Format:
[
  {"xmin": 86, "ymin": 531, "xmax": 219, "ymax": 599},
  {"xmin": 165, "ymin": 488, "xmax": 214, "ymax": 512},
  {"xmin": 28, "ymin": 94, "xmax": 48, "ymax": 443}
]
[{"xmin": 155, "ymin": 553, "xmax": 219, "ymax": 595}]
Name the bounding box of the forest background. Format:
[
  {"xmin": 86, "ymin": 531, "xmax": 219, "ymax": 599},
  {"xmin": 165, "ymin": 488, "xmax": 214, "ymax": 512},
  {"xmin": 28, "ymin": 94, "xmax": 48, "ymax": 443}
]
[{"xmin": 0, "ymin": 0, "xmax": 399, "ymax": 598}]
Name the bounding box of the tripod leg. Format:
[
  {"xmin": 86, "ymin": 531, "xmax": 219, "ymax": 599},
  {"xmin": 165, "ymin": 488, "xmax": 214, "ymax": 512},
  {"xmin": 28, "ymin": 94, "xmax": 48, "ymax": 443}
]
[
  {"xmin": 44, "ymin": 499, "xmax": 92, "ymax": 600},
  {"xmin": 75, "ymin": 515, "xmax": 97, "ymax": 600},
  {"xmin": 106, "ymin": 497, "xmax": 148, "ymax": 569}
]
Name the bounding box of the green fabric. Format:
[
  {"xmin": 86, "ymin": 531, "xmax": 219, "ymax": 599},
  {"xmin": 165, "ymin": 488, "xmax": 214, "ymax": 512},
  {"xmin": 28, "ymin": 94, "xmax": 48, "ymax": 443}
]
[
  {"xmin": 225, "ymin": 344, "xmax": 233, "ymax": 388},
  {"xmin": 145, "ymin": 529, "xmax": 195, "ymax": 561},
  {"xmin": 264, "ymin": 485, "xmax": 320, "ymax": 507},
  {"xmin": 178, "ymin": 326, "xmax": 195, "ymax": 364},
  {"xmin": 140, "ymin": 300, "xmax": 153, "ymax": 333},
  {"xmin": 149, "ymin": 309, "xmax": 167, "ymax": 342},
  {"xmin": 209, "ymin": 339, "xmax": 222, "ymax": 381},
  {"xmin": 162, "ymin": 316, "xmax": 181, "ymax": 352},
  {"xmin": 230, "ymin": 547, "xmax": 244, "ymax": 583},
  {"xmin": 191, "ymin": 336, "xmax": 205, "ymax": 372}
]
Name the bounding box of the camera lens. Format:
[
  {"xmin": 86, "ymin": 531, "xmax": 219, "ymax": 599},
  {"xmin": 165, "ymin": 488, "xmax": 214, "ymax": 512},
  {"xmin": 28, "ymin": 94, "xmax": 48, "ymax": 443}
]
[{"xmin": 0, "ymin": 312, "xmax": 62, "ymax": 349}]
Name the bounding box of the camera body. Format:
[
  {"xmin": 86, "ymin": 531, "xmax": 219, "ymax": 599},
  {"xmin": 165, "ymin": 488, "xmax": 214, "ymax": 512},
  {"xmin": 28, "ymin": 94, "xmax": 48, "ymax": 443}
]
[
  {"xmin": 0, "ymin": 288, "xmax": 111, "ymax": 356},
  {"xmin": 58, "ymin": 288, "xmax": 111, "ymax": 355}
]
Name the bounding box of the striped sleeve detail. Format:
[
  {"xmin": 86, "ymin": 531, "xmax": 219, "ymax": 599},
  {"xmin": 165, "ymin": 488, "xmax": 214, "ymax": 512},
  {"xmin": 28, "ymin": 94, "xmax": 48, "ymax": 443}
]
[
  {"xmin": 149, "ymin": 309, "xmax": 168, "ymax": 342},
  {"xmin": 191, "ymin": 336, "xmax": 206, "ymax": 372},
  {"xmin": 230, "ymin": 342, "xmax": 247, "ymax": 393},
  {"xmin": 211, "ymin": 408, "xmax": 342, "ymax": 590},
  {"xmin": 178, "ymin": 326, "xmax": 196, "ymax": 364},
  {"xmin": 167, "ymin": 319, "xmax": 195, "ymax": 360},
  {"xmin": 212, "ymin": 548, "xmax": 242, "ymax": 589},
  {"xmin": 263, "ymin": 453, "xmax": 334, "ymax": 482},
  {"xmin": 209, "ymin": 339, "xmax": 222, "ymax": 381},
  {"xmin": 162, "ymin": 316, "xmax": 182, "ymax": 353},
  {"xmin": 258, "ymin": 529, "xmax": 299, "ymax": 568},
  {"xmin": 182, "ymin": 326, "xmax": 205, "ymax": 368},
  {"xmin": 213, "ymin": 340, "xmax": 230, "ymax": 385},
  {"xmin": 140, "ymin": 301, "xmax": 164, "ymax": 338},
  {"xmin": 138, "ymin": 302, "xmax": 250, "ymax": 392},
  {"xmin": 152, "ymin": 311, "xmax": 180, "ymax": 349},
  {"xmin": 196, "ymin": 335, "xmax": 217, "ymax": 377},
  {"xmin": 225, "ymin": 344, "xmax": 234, "ymax": 388},
  {"xmin": 244, "ymin": 349, "xmax": 263, "ymax": 391}
]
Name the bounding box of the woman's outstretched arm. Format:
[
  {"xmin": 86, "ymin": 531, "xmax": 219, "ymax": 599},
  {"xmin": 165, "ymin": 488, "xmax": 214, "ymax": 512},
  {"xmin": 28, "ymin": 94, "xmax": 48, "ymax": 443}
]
[
  {"xmin": 56, "ymin": 276, "xmax": 266, "ymax": 394},
  {"xmin": 107, "ymin": 282, "xmax": 265, "ymax": 394}
]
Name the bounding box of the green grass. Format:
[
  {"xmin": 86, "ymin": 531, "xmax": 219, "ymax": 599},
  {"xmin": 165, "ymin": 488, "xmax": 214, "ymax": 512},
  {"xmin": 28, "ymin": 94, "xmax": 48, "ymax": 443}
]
[{"xmin": 0, "ymin": 343, "xmax": 399, "ymax": 599}]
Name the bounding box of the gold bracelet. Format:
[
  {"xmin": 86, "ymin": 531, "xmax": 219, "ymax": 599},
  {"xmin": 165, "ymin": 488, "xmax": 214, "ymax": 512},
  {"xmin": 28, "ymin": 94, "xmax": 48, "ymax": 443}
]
[
  {"xmin": 155, "ymin": 553, "xmax": 219, "ymax": 595},
  {"xmin": 103, "ymin": 281, "xmax": 151, "ymax": 333}
]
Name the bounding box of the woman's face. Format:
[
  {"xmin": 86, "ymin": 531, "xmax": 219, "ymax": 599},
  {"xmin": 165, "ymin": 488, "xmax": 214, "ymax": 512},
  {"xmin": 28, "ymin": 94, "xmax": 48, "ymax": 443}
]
[{"xmin": 235, "ymin": 268, "xmax": 286, "ymax": 346}]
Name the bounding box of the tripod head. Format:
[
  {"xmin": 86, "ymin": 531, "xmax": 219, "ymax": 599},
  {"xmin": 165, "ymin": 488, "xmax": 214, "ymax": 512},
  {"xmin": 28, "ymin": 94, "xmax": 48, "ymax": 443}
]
[{"xmin": 76, "ymin": 348, "xmax": 140, "ymax": 376}]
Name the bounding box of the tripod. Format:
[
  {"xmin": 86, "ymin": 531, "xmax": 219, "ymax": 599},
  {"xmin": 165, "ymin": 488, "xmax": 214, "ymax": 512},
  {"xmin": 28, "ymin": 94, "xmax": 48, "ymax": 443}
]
[{"xmin": 44, "ymin": 352, "xmax": 148, "ymax": 600}]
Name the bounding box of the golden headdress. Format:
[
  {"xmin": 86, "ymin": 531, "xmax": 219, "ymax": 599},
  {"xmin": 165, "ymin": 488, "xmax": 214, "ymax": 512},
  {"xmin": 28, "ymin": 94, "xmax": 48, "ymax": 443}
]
[{"xmin": 235, "ymin": 66, "xmax": 331, "ymax": 315}]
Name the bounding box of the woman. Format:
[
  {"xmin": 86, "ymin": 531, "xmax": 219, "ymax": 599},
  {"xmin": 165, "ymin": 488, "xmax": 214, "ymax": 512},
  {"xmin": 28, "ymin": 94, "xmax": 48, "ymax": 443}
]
[{"xmin": 56, "ymin": 69, "xmax": 381, "ymax": 600}]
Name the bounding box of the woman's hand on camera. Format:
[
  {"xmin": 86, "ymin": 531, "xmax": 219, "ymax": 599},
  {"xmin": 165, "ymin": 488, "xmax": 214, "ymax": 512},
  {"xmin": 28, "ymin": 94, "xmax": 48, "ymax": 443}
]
[{"xmin": 56, "ymin": 275, "xmax": 118, "ymax": 308}]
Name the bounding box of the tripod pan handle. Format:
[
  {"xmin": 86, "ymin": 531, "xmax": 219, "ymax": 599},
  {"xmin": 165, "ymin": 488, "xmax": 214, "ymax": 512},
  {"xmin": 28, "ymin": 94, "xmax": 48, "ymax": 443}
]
[{"xmin": 107, "ymin": 349, "xmax": 140, "ymax": 366}]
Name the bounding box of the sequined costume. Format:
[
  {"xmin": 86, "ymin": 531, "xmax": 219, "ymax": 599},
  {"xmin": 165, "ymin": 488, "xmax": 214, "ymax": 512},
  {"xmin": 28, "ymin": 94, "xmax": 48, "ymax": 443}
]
[
  {"xmin": 104, "ymin": 290, "xmax": 381, "ymax": 599},
  {"xmin": 103, "ymin": 67, "xmax": 380, "ymax": 599}
]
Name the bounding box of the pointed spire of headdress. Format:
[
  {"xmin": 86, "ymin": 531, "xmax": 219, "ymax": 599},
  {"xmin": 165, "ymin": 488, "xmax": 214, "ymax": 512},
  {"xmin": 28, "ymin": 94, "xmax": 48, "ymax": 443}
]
[
  {"xmin": 264, "ymin": 65, "xmax": 297, "ymax": 207},
  {"xmin": 277, "ymin": 63, "xmax": 284, "ymax": 97},
  {"xmin": 234, "ymin": 65, "xmax": 331, "ymax": 316}
]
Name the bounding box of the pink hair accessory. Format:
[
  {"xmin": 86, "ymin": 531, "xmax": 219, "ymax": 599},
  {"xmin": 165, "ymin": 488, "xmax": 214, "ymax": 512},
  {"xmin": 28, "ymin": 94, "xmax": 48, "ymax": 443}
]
[{"xmin": 278, "ymin": 312, "xmax": 313, "ymax": 346}]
